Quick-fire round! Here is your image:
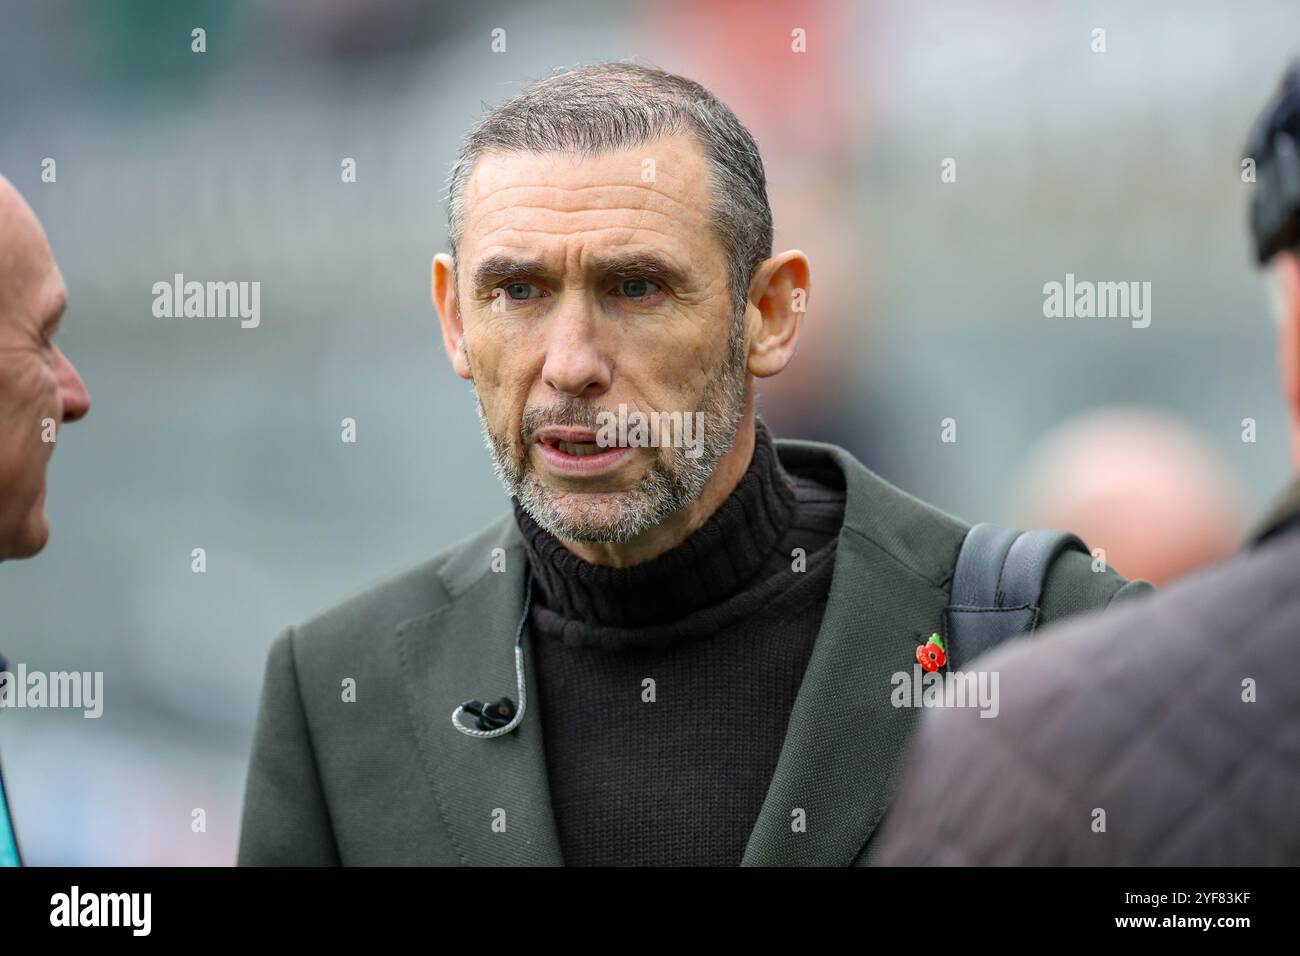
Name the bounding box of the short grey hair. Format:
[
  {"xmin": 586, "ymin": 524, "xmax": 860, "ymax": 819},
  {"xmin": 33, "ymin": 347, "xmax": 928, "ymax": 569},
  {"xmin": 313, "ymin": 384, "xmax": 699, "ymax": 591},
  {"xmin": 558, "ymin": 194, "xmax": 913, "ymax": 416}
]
[{"xmin": 445, "ymin": 60, "xmax": 773, "ymax": 319}]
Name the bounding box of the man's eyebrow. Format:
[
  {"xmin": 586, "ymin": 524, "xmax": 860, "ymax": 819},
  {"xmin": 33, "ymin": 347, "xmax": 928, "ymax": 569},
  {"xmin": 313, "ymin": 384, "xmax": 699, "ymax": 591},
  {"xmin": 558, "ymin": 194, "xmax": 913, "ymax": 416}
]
[
  {"xmin": 470, "ymin": 255, "xmax": 553, "ymax": 295},
  {"xmin": 588, "ymin": 251, "xmax": 692, "ymax": 288},
  {"xmin": 469, "ymin": 251, "xmax": 695, "ymax": 297}
]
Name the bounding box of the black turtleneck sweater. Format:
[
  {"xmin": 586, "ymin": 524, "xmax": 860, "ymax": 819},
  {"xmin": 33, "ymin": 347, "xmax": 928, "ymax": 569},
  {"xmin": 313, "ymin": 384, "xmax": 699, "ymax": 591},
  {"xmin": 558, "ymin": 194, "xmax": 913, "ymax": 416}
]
[{"xmin": 513, "ymin": 421, "xmax": 846, "ymax": 866}]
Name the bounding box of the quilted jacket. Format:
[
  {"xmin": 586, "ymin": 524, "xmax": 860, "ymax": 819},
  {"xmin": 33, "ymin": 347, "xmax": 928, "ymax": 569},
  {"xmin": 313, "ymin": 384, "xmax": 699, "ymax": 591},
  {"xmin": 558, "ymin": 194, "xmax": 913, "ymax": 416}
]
[{"xmin": 875, "ymin": 479, "xmax": 1300, "ymax": 866}]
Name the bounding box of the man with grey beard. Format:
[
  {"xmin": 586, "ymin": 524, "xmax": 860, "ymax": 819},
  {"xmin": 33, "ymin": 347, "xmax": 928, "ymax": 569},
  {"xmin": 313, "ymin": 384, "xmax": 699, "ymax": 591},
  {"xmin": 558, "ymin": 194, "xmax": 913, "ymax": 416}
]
[
  {"xmin": 470, "ymin": 312, "xmax": 748, "ymax": 545},
  {"xmin": 238, "ymin": 62, "xmax": 1148, "ymax": 867}
]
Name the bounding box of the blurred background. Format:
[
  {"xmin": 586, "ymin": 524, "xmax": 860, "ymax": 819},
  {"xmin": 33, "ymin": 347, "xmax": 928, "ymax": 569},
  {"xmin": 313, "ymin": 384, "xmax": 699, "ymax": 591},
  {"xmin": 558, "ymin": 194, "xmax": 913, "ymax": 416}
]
[{"xmin": 0, "ymin": 0, "xmax": 1294, "ymax": 864}]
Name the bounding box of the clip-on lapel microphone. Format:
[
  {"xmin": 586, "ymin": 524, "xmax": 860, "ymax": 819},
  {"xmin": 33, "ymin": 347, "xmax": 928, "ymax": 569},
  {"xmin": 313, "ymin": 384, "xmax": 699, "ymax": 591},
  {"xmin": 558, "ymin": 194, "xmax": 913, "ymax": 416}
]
[{"xmin": 451, "ymin": 573, "xmax": 531, "ymax": 738}]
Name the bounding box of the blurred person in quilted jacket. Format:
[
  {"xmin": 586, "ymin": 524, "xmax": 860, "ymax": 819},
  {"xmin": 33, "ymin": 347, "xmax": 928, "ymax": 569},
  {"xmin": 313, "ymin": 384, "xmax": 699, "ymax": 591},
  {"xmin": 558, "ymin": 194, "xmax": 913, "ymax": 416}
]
[{"xmin": 874, "ymin": 60, "xmax": 1300, "ymax": 866}]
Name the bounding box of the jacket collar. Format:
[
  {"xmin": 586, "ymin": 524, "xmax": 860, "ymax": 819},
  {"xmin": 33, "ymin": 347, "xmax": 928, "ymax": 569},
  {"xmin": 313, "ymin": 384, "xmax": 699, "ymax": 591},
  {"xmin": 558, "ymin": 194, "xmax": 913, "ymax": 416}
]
[{"xmin": 394, "ymin": 436, "xmax": 959, "ymax": 866}]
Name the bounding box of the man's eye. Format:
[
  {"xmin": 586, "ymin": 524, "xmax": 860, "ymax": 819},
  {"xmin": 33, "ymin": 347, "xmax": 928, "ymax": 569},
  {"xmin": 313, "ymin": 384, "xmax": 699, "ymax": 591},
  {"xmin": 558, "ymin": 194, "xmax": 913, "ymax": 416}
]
[
  {"xmin": 502, "ymin": 282, "xmax": 537, "ymax": 301},
  {"xmin": 614, "ymin": 278, "xmax": 660, "ymax": 299}
]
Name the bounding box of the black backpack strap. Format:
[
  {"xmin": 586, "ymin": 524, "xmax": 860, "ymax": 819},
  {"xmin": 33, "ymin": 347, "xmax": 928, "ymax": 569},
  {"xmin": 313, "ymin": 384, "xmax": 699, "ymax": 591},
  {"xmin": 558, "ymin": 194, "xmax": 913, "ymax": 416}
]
[{"xmin": 942, "ymin": 523, "xmax": 1088, "ymax": 669}]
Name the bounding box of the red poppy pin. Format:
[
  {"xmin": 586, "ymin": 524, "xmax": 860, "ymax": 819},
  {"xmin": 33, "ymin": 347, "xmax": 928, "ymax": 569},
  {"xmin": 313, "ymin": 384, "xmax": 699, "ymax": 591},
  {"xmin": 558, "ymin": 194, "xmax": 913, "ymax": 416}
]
[{"xmin": 916, "ymin": 632, "xmax": 947, "ymax": 672}]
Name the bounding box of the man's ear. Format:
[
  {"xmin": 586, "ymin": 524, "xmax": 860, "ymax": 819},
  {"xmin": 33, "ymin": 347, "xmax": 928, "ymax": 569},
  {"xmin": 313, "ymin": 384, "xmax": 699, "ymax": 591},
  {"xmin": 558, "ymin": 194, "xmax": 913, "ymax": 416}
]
[
  {"xmin": 433, "ymin": 252, "xmax": 472, "ymax": 380},
  {"xmin": 745, "ymin": 250, "xmax": 811, "ymax": 378}
]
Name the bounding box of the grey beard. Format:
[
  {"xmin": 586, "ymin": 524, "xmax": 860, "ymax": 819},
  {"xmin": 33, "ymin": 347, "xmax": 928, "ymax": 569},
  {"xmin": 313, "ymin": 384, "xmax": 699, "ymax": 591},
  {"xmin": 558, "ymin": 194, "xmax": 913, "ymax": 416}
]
[{"xmin": 472, "ymin": 322, "xmax": 749, "ymax": 544}]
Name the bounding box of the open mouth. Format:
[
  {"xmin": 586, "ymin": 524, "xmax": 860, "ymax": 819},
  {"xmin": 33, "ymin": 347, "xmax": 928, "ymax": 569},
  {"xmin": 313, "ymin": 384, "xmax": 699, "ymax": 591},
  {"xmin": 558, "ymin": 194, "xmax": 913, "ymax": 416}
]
[
  {"xmin": 550, "ymin": 439, "xmax": 605, "ymax": 457},
  {"xmin": 534, "ymin": 429, "xmax": 632, "ymax": 474}
]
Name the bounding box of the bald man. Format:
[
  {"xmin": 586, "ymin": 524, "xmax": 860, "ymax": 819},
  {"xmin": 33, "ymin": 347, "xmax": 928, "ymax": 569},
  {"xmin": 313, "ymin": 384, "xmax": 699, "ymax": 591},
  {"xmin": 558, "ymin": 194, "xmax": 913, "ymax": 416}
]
[
  {"xmin": 0, "ymin": 174, "xmax": 92, "ymax": 867},
  {"xmin": 0, "ymin": 176, "xmax": 91, "ymax": 558}
]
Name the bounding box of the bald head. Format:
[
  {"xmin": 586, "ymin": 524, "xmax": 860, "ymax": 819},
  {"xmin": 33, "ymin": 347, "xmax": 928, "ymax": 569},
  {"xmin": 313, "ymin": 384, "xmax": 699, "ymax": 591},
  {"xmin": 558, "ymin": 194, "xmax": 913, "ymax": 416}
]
[
  {"xmin": 0, "ymin": 174, "xmax": 90, "ymax": 561},
  {"xmin": 1008, "ymin": 408, "xmax": 1244, "ymax": 586},
  {"xmin": 0, "ymin": 176, "xmax": 62, "ymax": 318}
]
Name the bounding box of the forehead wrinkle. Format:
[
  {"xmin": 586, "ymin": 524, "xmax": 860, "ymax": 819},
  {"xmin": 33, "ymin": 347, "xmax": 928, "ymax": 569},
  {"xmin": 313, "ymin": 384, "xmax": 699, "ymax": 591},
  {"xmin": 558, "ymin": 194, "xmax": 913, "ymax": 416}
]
[
  {"xmin": 474, "ymin": 179, "xmax": 699, "ymax": 205},
  {"xmin": 470, "ymin": 187, "xmax": 708, "ymax": 237},
  {"xmin": 477, "ymin": 219, "xmax": 693, "ymax": 245},
  {"xmin": 472, "ymin": 193, "xmax": 713, "ymax": 247}
]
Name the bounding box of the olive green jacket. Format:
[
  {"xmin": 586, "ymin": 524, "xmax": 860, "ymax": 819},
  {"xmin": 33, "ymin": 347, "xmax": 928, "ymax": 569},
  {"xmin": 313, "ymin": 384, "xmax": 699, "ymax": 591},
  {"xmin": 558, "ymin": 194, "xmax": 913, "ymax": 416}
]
[{"xmin": 237, "ymin": 437, "xmax": 1151, "ymax": 866}]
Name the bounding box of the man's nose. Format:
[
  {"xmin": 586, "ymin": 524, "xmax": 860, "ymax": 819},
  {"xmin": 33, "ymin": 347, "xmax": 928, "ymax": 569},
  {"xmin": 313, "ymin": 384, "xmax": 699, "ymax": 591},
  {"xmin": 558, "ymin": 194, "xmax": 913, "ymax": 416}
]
[
  {"xmin": 54, "ymin": 347, "xmax": 90, "ymax": 423},
  {"xmin": 541, "ymin": 305, "xmax": 612, "ymax": 399}
]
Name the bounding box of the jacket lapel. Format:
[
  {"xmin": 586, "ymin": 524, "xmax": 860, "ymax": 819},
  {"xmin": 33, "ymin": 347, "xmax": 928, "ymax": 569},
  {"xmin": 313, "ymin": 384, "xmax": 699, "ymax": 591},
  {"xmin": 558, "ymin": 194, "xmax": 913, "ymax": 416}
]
[
  {"xmin": 394, "ymin": 517, "xmax": 564, "ymax": 866},
  {"xmin": 741, "ymin": 442, "xmax": 956, "ymax": 865}
]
